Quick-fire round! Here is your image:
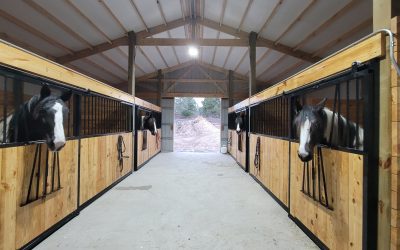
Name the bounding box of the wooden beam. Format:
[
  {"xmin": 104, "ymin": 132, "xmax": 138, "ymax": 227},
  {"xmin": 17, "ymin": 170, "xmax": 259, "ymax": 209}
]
[
  {"xmin": 136, "ymin": 18, "xmax": 191, "ymax": 40},
  {"xmin": 137, "ymin": 38, "xmax": 249, "ymax": 46},
  {"xmin": 56, "ymin": 36, "xmax": 128, "ymax": 63},
  {"xmin": 163, "ymin": 92, "xmax": 228, "ymax": 98},
  {"xmin": 249, "ymin": 31, "xmax": 257, "ymax": 96},
  {"xmin": 128, "ymin": 0, "xmax": 148, "ymax": 31},
  {"xmin": 157, "ymin": 69, "xmax": 162, "ymax": 105},
  {"xmin": 198, "ymin": 18, "xmax": 319, "ymax": 62},
  {"xmin": 66, "ymin": 0, "xmax": 112, "ymax": 44},
  {"xmin": 0, "ymin": 9, "xmax": 73, "ymax": 54},
  {"xmin": 223, "ymin": 47, "xmax": 233, "ymax": 68},
  {"xmin": 228, "ymin": 70, "xmax": 234, "ymax": 106},
  {"xmin": 294, "ymin": 0, "xmax": 362, "ymax": 51},
  {"xmin": 197, "ymin": 65, "xmax": 226, "ymax": 94},
  {"xmin": 128, "ymin": 31, "xmax": 136, "ymax": 95},
  {"xmin": 374, "ymin": 0, "xmax": 392, "ymax": 249},
  {"xmin": 246, "ymin": 49, "xmax": 271, "ymax": 76}
]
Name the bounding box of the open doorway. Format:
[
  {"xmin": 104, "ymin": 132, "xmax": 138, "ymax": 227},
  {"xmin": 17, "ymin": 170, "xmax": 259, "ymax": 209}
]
[{"xmin": 174, "ymin": 97, "xmax": 221, "ymax": 152}]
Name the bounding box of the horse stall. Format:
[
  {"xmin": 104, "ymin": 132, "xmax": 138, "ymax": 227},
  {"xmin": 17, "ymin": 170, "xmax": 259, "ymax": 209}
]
[
  {"xmin": 242, "ymin": 33, "xmax": 385, "ymax": 249},
  {"xmin": 0, "ymin": 40, "xmax": 134, "ymax": 249},
  {"xmin": 227, "ymin": 103, "xmax": 249, "ymax": 172},
  {"xmin": 134, "ymin": 99, "xmax": 161, "ymax": 171}
]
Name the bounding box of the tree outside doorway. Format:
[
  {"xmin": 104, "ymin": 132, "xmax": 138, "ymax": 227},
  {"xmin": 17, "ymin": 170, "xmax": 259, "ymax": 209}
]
[{"xmin": 174, "ymin": 97, "xmax": 221, "ymax": 152}]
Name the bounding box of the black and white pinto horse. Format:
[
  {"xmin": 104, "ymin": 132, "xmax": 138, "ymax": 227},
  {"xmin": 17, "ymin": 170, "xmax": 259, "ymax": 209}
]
[
  {"xmin": 293, "ymin": 98, "xmax": 363, "ymax": 162},
  {"xmin": 235, "ymin": 112, "xmax": 245, "ymax": 134},
  {"xmin": 2, "ymin": 85, "xmax": 71, "ymax": 151},
  {"xmin": 141, "ymin": 114, "xmax": 158, "ymax": 136}
]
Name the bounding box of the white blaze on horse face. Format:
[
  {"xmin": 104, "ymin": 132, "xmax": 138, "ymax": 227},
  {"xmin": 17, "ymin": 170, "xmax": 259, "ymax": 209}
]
[
  {"xmin": 298, "ymin": 117, "xmax": 311, "ymax": 158},
  {"xmin": 236, "ymin": 122, "xmax": 240, "ymax": 133},
  {"xmin": 153, "ymin": 121, "xmax": 157, "ymax": 134},
  {"xmin": 52, "ymin": 102, "xmax": 66, "ymax": 151}
]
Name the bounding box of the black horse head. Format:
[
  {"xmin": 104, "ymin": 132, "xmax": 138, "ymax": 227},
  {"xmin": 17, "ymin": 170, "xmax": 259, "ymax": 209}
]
[
  {"xmin": 8, "ymin": 85, "xmax": 72, "ymax": 151},
  {"xmin": 293, "ymin": 98, "xmax": 326, "ymax": 162},
  {"xmin": 235, "ymin": 112, "xmax": 245, "ymax": 134},
  {"xmin": 141, "ymin": 114, "xmax": 157, "ymax": 136}
]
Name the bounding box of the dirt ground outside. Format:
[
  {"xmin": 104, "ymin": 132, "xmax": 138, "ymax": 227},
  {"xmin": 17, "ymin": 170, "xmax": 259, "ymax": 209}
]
[{"xmin": 174, "ymin": 115, "xmax": 220, "ymax": 152}]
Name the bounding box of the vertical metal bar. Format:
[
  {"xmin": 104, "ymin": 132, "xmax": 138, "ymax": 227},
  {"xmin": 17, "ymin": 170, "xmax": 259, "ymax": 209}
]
[
  {"xmin": 3, "ymin": 78, "xmax": 7, "ymax": 143},
  {"xmin": 26, "ymin": 144, "xmax": 39, "ymax": 203},
  {"xmin": 346, "ymin": 81, "xmax": 350, "ymax": 147},
  {"xmin": 57, "ymin": 152, "xmax": 61, "ymax": 189},
  {"xmin": 91, "ymin": 95, "xmax": 94, "ymax": 135},
  {"xmin": 329, "ymin": 85, "xmax": 339, "ymax": 144},
  {"xmin": 337, "ymin": 83, "xmax": 342, "ymax": 143},
  {"xmin": 67, "ymin": 96, "xmax": 71, "ymax": 137},
  {"xmin": 317, "ymin": 147, "xmax": 321, "ymax": 202},
  {"xmin": 302, "ymin": 162, "xmax": 306, "ymax": 192},
  {"xmin": 312, "ymin": 153, "xmax": 316, "ymax": 199},
  {"xmin": 320, "ymin": 148, "xmax": 329, "ymax": 207},
  {"xmin": 306, "ymin": 161, "xmax": 310, "ymax": 195},
  {"xmin": 355, "ymin": 78, "xmax": 360, "ymax": 147},
  {"xmin": 36, "ymin": 144, "xmax": 42, "ymax": 200},
  {"xmin": 43, "ymin": 149, "xmax": 49, "ymax": 196},
  {"xmin": 51, "ymin": 151, "xmax": 56, "ymax": 191}
]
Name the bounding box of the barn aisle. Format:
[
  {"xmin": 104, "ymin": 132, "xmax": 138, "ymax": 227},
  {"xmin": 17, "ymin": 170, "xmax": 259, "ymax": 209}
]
[{"xmin": 36, "ymin": 153, "xmax": 317, "ymax": 250}]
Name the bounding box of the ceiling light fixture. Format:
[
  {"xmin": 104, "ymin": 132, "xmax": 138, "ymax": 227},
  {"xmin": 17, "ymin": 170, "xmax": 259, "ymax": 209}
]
[{"xmin": 188, "ymin": 46, "xmax": 199, "ymax": 58}]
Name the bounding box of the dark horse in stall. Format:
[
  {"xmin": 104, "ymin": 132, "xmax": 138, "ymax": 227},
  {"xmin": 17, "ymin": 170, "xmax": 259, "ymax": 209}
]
[
  {"xmin": 141, "ymin": 113, "xmax": 158, "ymax": 136},
  {"xmin": 5, "ymin": 85, "xmax": 71, "ymax": 151},
  {"xmin": 235, "ymin": 112, "xmax": 245, "ymax": 134},
  {"xmin": 293, "ymin": 98, "xmax": 363, "ymax": 162}
]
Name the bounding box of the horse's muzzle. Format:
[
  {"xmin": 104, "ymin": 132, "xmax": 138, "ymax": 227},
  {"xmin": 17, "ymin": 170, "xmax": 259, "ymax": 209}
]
[{"xmin": 298, "ymin": 153, "xmax": 312, "ymax": 162}]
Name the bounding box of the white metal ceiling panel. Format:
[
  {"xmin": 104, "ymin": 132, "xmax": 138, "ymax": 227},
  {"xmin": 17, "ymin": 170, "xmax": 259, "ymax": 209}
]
[
  {"xmin": 204, "ymin": 0, "xmax": 224, "ymax": 23},
  {"xmin": 168, "ymin": 26, "xmax": 186, "ymax": 39},
  {"xmin": 203, "ymin": 27, "xmax": 218, "ymax": 39},
  {"xmin": 259, "ymin": 0, "xmax": 310, "ymax": 41},
  {"xmin": 102, "ymin": 48, "xmax": 128, "ymax": 70},
  {"xmin": 157, "ymin": 46, "xmax": 179, "ymax": 66},
  {"xmin": 301, "ymin": 0, "xmax": 371, "ymax": 53},
  {"xmin": 0, "ymin": 1, "xmax": 85, "ymax": 51},
  {"xmin": 222, "ymin": 0, "xmax": 249, "ymax": 29},
  {"xmin": 135, "ymin": 48, "xmax": 156, "ymax": 73},
  {"xmin": 236, "ymin": 56, "xmax": 250, "ymax": 75},
  {"xmin": 278, "ymin": 0, "xmax": 354, "ymax": 47},
  {"xmin": 258, "ymin": 55, "xmax": 298, "ymax": 80},
  {"xmin": 200, "ymin": 46, "xmax": 215, "ymax": 64},
  {"xmin": 70, "ymin": 60, "xmax": 121, "ymax": 83},
  {"xmin": 69, "ymin": 0, "xmax": 125, "ymax": 38},
  {"xmin": 34, "ymin": 0, "xmax": 108, "ymax": 46},
  {"xmin": 133, "ymin": 0, "xmax": 163, "ymax": 28},
  {"xmin": 256, "ymin": 51, "xmax": 284, "ymax": 77},
  {"xmin": 141, "ymin": 46, "xmax": 168, "ymax": 69},
  {"xmin": 213, "ymin": 46, "xmax": 230, "ymax": 68},
  {"xmin": 174, "ymin": 46, "xmax": 191, "ymax": 64},
  {"xmin": 159, "ymin": 0, "xmax": 182, "ymax": 22},
  {"xmin": 86, "ymin": 54, "xmax": 127, "ymax": 79},
  {"xmin": 224, "ymin": 47, "xmax": 248, "ymax": 70},
  {"xmin": 0, "ymin": 17, "xmax": 65, "ymax": 56},
  {"xmin": 103, "ymin": 0, "xmax": 145, "ymax": 32},
  {"xmin": 240, "ymin": 0, "xmax": 280, "ymax": 34}
]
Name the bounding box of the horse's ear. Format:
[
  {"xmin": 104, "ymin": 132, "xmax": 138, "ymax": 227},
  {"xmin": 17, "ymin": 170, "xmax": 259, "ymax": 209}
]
[
  {"xmin": 294, "ymin": 99, "xmax": 302, "ymax": 114},
  {"xmin": 315, "ymin": 98, "xmax": 327, "ymax": 111},
  {"xmin": 40, "ymin": 85, "xmax": 51, "ymax": 99},
  {"xmin": 60, "ymin": 90, "xmax": 72, "ymax": 102}
]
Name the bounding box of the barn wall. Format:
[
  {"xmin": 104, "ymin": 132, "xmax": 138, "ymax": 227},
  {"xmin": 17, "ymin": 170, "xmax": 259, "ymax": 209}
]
[
  {"xmin": 0, "ymin": 140, "xmax": 79, "ymax": 249},
  {"xmin": 228, "ymin": 129, "xmax": 246, "ymax": 171},
  {"xmin": 221, "ymin": 99, "xmax": 229, "ymax": 149},
  {"xmin": 136, "ymin": 129, "xmax": 161, "ymax": 168},
  {"xmin": 161, "ymin": 98, "xmax": 174, "ymax": 152}
]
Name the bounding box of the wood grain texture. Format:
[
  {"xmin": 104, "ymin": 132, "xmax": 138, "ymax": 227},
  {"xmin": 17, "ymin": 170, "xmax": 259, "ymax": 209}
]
[
  {"xmin": 290, "ymin": 142, "xmax": 363, "ymax": 249},
  {"xmin": 248, "ymin": 134, "xmax": 289, "ymax": 206},
  {"xmin": 250, "ymin": 33, "xmax": 385, "ymax": 105},
  {"xmin": 79, "ymin": 133, "xmax": 132, "ymax": 204},
  {"xmin": 0, "ymin": 40, "xmax": 134, "ymax": 103},
  {"xmin": 135, "ymin": 97, "xmax": 161, "ymax": 112},
  {"xmin": 0, "ymin": 140, "xmax": 79, "ymax": 249}
]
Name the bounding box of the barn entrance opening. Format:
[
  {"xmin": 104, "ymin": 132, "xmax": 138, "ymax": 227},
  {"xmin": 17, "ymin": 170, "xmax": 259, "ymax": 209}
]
[{"xmin": 173, "ymin": 97, "xmax": 221, "ymax": 152}]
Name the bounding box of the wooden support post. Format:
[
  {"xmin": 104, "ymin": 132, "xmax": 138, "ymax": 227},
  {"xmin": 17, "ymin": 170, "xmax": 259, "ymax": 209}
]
[
  {"xmin": 228, "ymin": 70, "xmax": 234, "ymax": 106},
  {"xmin": 373, "ymin": 0, "xmax": 394, "ymax": 249},
  {"xmin": 157, "ymin": 69, "xmax": 162, "ymax": 106},
  {"xmin": 128, "ymin": 31, "xmax": 136, "ymax": 96},
  {"xmin": 249, "ymin": 31, "xmax": 257, "ymax": 96}
]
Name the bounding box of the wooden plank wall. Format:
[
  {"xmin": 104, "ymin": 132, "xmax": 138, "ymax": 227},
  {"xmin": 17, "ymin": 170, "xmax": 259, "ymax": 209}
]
[
  {"xmin": 228, "ymin": 129, "xmax": 237, "ymax": 161},
  {"xmin": 248, "ymin": 134, "xmax": 289, "ymax": 206},
  {"xmin": 137, "ymin": 129, "xmax": 161, "ymax": 168},
  {"xmin": 79, "ymin": 133, "xmax": 133, "ymax": 204},
  {"xmin": 391, "ymin": 16, "xmax": 400, "ymax": 250},
  {"xmin": 0, "ymin": 140, "xmax": 79, "ymax": 250},
  {"xmin": 290, "ymin": 143, "xmax": 363, "ymax": 249}
]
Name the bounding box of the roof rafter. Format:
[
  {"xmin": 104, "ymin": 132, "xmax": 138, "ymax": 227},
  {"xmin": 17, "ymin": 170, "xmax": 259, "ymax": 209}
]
[
  {"xmin": 198, "ymin": 18, "xmax": 319, "ymax": 62},
  {"xmin": 258, "ymin": 0, "xmax": 283, "ymax": 36}
]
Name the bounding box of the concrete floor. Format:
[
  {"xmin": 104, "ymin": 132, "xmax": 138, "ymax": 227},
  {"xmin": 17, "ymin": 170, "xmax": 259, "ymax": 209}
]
[{"xmin": 37, "ymin": 152, "xmax": 317, "ymax": 250}]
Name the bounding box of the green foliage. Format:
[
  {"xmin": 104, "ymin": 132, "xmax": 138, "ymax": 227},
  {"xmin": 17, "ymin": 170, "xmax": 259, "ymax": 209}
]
[
  {"xmin": 200, "ymin": 98, "xmax": 221, "ymax": 118},
  {"xmin": 175, "ymin": 97, "xmax": 198, "ymax": 117}
]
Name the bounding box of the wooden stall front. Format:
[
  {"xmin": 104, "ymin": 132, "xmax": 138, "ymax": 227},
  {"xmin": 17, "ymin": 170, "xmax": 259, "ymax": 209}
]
[
  {"xmin": 0, "ymin": 40, "xmax": 135, "ymax": 249},
  {"xmin": 135, "ymin": 97, "xmax": 161, "ymax": 170},
  {"xmin": 234, "ymin": 32, "xmax": 386, "ymax": 249}
]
